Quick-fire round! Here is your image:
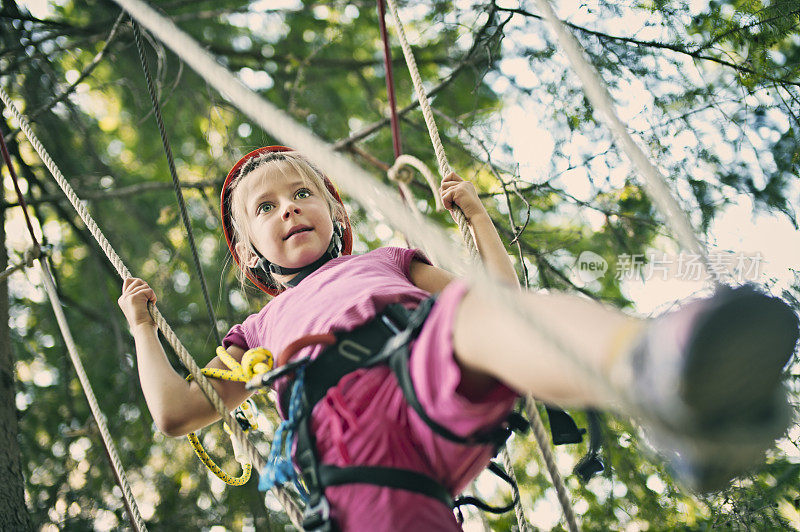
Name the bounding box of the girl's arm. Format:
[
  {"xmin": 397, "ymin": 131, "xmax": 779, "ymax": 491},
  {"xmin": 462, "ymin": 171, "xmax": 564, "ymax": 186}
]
[
  {"xmin": 439, "ymin": 172, "xmax": 519, "ymax": 288},
  {"xmin": 118, "ymin": 278, "xmax": 252, "ymax": 436}
]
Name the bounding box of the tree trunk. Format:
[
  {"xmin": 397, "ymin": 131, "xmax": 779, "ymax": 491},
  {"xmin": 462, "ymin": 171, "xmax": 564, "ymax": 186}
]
[{"xmin": 0, "ymin": 201, "xmax": 32, "ymax": 529}]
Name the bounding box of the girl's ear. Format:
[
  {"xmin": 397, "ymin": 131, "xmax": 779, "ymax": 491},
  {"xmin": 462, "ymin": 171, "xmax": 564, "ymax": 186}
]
[{"xmin": 235, "ymin": 242, "xmax": 259, "ymax": 269}]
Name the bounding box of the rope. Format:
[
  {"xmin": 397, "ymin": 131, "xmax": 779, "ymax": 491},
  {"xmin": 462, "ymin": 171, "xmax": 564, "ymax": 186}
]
[
  {"xmin": 530, "ymin": 0, "xmax": 716, "ymax": 284},
  {"xmin": 525, "ymin": 399, "xmax": 579, "ymax": 531},
  {"xmin": 39, "ymin": 259, "xmax": 149, "ymax": 532},
  {"xmin": 185, "ymin": 347, "xmax": 272, "ymax": 486},
  {"xmin": 187, "ymin": 431, "xmax": 252, "ymax": 486},
  {"xmin": 0, "ymin": 86, "xmax": 304, "ymax": 530},
  {"xmin": 377, "ymin": 10, "xmax": 547, "ymax": 528},
  {"xmin": 1, "ymin": 131, "xmax": 40, "ymax": 248},
  {"xmin": 381, "ymin": 0, "xmax": 478, "ymax": 258},
  {"xmin": 500, "ymin": 443, "xmax": 531, "ymax": 532},
  {"xmin": 132, "ymin": 20, "xmax": 223, "ymax": 347},
  {"xmin": 382, "ymin": 2, "xmax": 577, "ymax": 529},
  {"xmin": 1, "ymin": 129, "xmax": 147, "ymax": 531}
]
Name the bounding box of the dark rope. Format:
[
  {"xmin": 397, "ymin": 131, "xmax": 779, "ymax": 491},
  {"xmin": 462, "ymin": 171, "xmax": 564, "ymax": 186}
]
[
  {"xmin": 0, "ymin": 128, "xmax": 40, "ymax": 248},
  {"xmin": 131, "ymin": 20, "xmax": 222, "ymax": 347},
  {"xmin": 377, "ymin": 0, "xmax": 413, "ymax": 251},
  {"xmin": 376, "ymin": 0, "xmax": 403, "ymax": 159}
]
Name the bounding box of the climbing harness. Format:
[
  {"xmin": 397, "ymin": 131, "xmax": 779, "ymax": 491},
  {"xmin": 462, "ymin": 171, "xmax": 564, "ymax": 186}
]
[{"xmin": 248, "ymin": 296, "xmax": 527, "ymax": 531}]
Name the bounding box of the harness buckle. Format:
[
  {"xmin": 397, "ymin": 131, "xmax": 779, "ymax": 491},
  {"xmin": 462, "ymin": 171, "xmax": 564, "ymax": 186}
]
[
  {"xmin": 302, "ymin": 496, "xmax": 331, "ymax": 530},
  {"xmin": 337, "ymin": 339, "xmax": 372, "ymax": 362}
]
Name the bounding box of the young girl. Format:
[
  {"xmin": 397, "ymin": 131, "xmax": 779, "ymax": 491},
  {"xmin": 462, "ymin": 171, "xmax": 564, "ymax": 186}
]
[{"xmin": 119, "ymin": 146, "xmax": 798, "ymax": 530}]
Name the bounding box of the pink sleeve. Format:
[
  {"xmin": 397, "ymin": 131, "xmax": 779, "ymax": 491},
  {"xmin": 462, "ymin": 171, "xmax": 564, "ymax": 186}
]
[
  {"xmin": 409, "ymin": 281, "xmax": 518, "ymax": 438},
  {"xmin": 223, "ymin": 323, "xmax": 249, "ymax": 350},
  {"xmin": 383, "ymin": 247, "xmax": 432, "ymax": 280}
]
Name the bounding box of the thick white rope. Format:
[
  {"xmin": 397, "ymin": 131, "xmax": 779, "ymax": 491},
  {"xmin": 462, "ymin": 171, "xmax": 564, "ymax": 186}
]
[
  {"xmin": 382, "ymin": 1, "xmax": 577, "ymax": 530},
  {"xmin": 17, "ymin": 1, "xmax": 717, "ymax": 525},
  {"xmin": 38, "ymin": 258, "xmax": 148, "ymax": 532},
  {"xmin": 102, "ymin": 7, "xmax": 652, "ymax": 532},
  {"xmin": 531, "ymin": 0, "xmax": 715, "ymax": 282},
  {"xmin": 500, "ymin": 442, "xmax": 531, "ymax": 532},
  {"xmin": 0, "ymin": 86, "xmax": 304, "ymax": 530}
]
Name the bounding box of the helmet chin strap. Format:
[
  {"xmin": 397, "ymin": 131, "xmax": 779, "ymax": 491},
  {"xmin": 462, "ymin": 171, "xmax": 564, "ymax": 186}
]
[{"xmin": 252, "ymin": 222, "xmax": 344, "ymax": 289}]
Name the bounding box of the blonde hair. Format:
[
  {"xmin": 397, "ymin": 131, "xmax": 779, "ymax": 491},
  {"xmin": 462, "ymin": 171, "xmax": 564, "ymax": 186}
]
[{"xmin": 227, "ymin": 151, "xmax": 346, "ymax": 290}]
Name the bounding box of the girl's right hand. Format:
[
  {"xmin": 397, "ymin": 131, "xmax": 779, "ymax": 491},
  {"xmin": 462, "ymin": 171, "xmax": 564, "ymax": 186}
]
[{"xmin": 118, "ymin": 277, "xmax": 157, "ymax": 331}]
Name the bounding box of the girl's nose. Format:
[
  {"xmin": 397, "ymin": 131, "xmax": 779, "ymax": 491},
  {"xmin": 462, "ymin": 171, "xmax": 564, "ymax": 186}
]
[{"xmin": 282, "ymin": 202, "xmax": 301, "ymax": 219}]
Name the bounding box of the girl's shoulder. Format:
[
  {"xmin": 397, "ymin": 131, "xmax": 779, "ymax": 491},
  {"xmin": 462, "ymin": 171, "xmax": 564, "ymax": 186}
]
[
  {"xmin": 355, "ymin": 246, "xmax": 431, "ymax": 279},
  {"xmin": 361, "ymin": 245, "xmax": 428, "ymax": 263}
]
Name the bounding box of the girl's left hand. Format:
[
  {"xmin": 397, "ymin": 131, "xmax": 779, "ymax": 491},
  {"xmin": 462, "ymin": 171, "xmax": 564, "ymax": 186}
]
[{"xmin": 440, "ymin": 172, "xmax": 486, "ymax": 222}]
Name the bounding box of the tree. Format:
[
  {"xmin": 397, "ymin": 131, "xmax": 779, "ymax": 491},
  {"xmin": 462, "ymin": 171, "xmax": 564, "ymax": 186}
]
[
  {"xmin": 0, "ymin": 201, "xmax": 32, "ymax": 530},
  {"xmin": 2, "ymin": 0, "xmax": 798, "ymax": 529}
]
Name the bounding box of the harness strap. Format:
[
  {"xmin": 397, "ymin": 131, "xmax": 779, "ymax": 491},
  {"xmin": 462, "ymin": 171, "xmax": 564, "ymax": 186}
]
[
  {"xmin": 453, "ymin": 461, "xmax": 519, "ymax": 515},
  {"xmin": 318, "ymin": 465, "xmax": 453, "ymax": 508},
  {"xmin": 389, "ymin": 343, "xmax": 519, "ymax": 449}
]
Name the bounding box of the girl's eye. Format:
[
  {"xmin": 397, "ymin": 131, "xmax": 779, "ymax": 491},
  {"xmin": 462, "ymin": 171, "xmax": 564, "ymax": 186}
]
[
  {"xmin": 295, "ymin": 188, "xmax": 312, "ymax": 199},
  {"xmin": 257, "ymin": 202, "xmax": 273, "ymax": 214}
]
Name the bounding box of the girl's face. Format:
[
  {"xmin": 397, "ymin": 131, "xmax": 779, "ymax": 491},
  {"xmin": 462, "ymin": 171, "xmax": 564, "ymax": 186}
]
[{"xmin": 236, "ymin": 164, "xmax": 335, "ymax": 274}]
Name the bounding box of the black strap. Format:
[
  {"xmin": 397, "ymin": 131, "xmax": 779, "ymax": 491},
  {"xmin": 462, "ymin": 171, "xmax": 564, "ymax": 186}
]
[
  {"xmin": 302, "ymin": 316, "xmax": 401, "ymax": 407},
  {"xmin": 319, "ymin": 465, "xmax": 453, "ymax": 509},
  {"xmin": 573, "ymin": 409, "xmax": 604, "ymax": 482},
  {"xmin": 454, "ymin": 461, "xmax": 519, "ymax": 515},
  {"xmin": 260, "ymin": 221, "xmax": 344, "ymax": 280},
  {"xmin": 389, "ymin": 344, "xmax": 516, "ymax": 449},
  {"xmin": 276, "ymin": 307, "xmax": 406, "ymax": 414}
]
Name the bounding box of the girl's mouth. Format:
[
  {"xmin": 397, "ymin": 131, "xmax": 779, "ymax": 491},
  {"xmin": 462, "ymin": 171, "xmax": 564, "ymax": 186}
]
[{"xmin": 283, "ymin": 226, "xmax": 313, "ymax": 240}]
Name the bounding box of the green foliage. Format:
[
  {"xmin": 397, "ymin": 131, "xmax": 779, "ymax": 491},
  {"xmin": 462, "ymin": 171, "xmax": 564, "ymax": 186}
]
[{"xmin": 2, "ymin": 0, "xmax": 799, "ymax": 529}]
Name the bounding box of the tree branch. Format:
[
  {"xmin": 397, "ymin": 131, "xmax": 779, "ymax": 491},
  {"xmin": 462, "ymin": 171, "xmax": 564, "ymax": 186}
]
[
  {"xmin": 2, "ymin": 178, "xmax": 222, "ymax": 208},
  {"xmin": 496, "ymin": 6, "xmax": 800, "ymax": 88}
]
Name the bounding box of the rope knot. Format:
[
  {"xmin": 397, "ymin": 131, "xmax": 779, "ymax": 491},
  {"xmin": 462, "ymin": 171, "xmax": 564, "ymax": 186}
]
[
  {"xmin": 387, "ymin": 154, "xmax": 443, "ymax": 211},
  {"xmin": 388, "ymin": 164, "xmax": 414, "ymax": 185}
]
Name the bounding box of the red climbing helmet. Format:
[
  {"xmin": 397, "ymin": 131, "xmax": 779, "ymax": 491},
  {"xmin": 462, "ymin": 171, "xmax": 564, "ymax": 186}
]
[{"xmin": 220, "ymin": 146, "xmax": 353, "ymax": 296}]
